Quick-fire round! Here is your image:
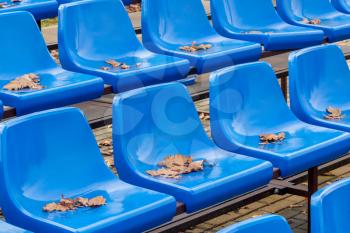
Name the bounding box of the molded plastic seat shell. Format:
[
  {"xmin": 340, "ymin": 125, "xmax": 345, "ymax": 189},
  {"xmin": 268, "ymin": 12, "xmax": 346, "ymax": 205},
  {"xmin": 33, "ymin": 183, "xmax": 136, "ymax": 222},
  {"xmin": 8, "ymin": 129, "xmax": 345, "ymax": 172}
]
[
  {"xmin": 209, "ymin": 62, "xmax": 350, "ymax": 177},
  {"xmin": 217, "ymin": 215, "xmax": 293, "ymax": 233},
  {"xmin": 0, "ymin": 11, "xmax": 104, "ymax": 115},
  {"xmin": 58, "ymin": 0, "xmax": 190, "ymax": 93},
  {"xmin": 141, "ymin": 0, "xmax": 262, "ymax": 74},
  {"xmin": 277, "ymin": 0, "xmax": 350, "ymax": 42},
  {"xmin": 112, "ymin": 82, "xmax": 273, "ymax": 213},
  {"xmin": 0, "ymin": 107, "xmax": 176, "ymax": 233},
  {"xmin": 332, "ymin": 0, "xmax": 350, "ymax": 13},
  {"xmin": 210, "ymin": 0, "xmax": 324, "ymax": 51},
  {"xmin": 289, "ymin": 44, "xmax": 350, "ymax": 133},
  {"xmin": 311, "ymin": 177, "xmax": 350, "ymax": 233},
  {"xmin": 0, "ymin": 0, "xmax": 57, "ymax": 20},
  {"xmin": 0, "ymin": 221, "xmax": 32, "ymax": 233}
]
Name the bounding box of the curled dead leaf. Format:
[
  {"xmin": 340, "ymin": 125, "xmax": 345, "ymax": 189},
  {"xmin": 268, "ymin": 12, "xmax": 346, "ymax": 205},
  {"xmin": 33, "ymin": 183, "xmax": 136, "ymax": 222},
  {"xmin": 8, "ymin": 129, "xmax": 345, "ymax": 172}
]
[
  {"xmin": 324, "ymin": 106, "xmax": 345, "ymax": 120},
  {"xmin": 147, "ymin": 154, "xmax": 206, "ymax": 179},
  {"xmin": 302, "ymin": 18, "xmax": 321, "ymax": 25},
  {"xmin": 259, "ymin": 132, "xmax": 286, "ymax": 145},
  {"xmin": 3, "ymin": 73, "xmax": 43, "ymax": 91},
  {"xmin": 87, "ymin": 196, "xmax": 106, "ymax": 207},
  {"xmin": 43, "ymin": 195, "xmax": 106, "ymax": 213},
  {"xmin": 99, "ymin": 139, "xmax": 112, "ymax": 147},
  {"xmin": 180, "ymin": 42, "xmax": 212, "ymax": 52},
  {"xmin": 101, "ymin": 66, "xmax": 110, "ymax": 71},
  {"xmin": 126, "ymin": 3, "xmax": 141, "ymax": 13}
]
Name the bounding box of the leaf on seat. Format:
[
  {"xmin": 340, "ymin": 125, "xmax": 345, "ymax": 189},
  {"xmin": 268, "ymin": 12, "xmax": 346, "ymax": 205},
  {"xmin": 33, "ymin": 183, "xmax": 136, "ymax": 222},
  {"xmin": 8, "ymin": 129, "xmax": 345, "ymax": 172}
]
[
  {"xmin": 106, "ymin": 59, "xmax": 121, "ymax": 68},
  {"xmin": 147, "ymin": 154, "xmax": 206, "ymax": 179},
  {"xmin": 100, "ymin": 66, "xmax": 110, "ymax": 71},
  {"xmin": 179, "ymin": 42, "xmax": 212, "ymax": 52},
  {"xmin": 301, "ymin": 18, "xmax": 321, "ymax": 25},
  {"xmin": 103, "ymin": 60, "xmax": 141, "ymax": 71},
  {"xmin": 87, "ymin": 196, "xmax": 106, "ymax": 207},
  {"xmin": 3, "ymin": 73, "xmax": 43, "ymax": 91},
  {"xmin": 324, "ymin": 106, "xmax": 345, "ymax": 120},
  {"xmin": 259, "ymin": 132, "xmax": 286, "ymax": 145},
  {"xmin": 43, "ymin": 195, "xmax": 106, "ymax": 212},
  {"xmin": 125, "ymin": 3, "xmax": 141, "ymax": 13}
]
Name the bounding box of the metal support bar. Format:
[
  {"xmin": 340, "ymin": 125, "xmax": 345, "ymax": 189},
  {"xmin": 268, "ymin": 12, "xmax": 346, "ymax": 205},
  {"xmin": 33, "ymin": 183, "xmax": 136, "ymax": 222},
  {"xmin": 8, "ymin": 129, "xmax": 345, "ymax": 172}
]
[{"xmin": 281, "ymin": 76, "xmax": 288, "ymax": 101}]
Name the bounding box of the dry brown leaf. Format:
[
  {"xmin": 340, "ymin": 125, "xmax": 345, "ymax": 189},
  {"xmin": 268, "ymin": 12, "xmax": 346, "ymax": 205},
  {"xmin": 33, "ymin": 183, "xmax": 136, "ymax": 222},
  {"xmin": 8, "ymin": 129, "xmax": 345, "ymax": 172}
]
[
  {"xmin": 120, "ymin": 63, "xmax": 130, "ymax": 70},
  {"xmin": 147, "ymin": 154, "xmax": 205, "ymax": 179},
  {"xmin": 180, "ymin": 42, "xmax": 212, "ymax": 52},
  {"xmin": 302, "ymin": 18, "xmax": 321, "ymax": 25},
  {"xmin": 99, "ymin": 139, "xmax": 112, "ymax": 147},
  {"xmin": 126, "ymin": 3, "xmax": 141, "ymax": 13},
  {"xmin": 101, "ymin": 66, "xmax": 110, "ymax": 71},
  {"xmin": 199, "ymin": 112, "xmax": 210, "ymax": 120},
  {"xmin": 3, "ymin": 73, "xmax": 43, "ymax": 91},
  {"xmin": 43, "ymin": 195, "xmax": 106, "ymax": 213},
  {"xmin": 259, "ymin": 132, "xmax": 286, "ymax": 145},
  {"xmin": 324, "ymin": 106, "xmax": 345, "ymax": 120},
  {"xmin": 87, "ymin": 196, "xmax": 106, "ymax": 207},
  {"xmin": 106, "ymin": 59, "xmax": 121, "ymax": 68}
]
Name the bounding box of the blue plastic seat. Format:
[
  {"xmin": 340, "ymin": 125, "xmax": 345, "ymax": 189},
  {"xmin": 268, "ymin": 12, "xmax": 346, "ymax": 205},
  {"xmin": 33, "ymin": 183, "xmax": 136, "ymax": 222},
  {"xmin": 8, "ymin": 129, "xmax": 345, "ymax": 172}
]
[
  {"xmin": 210, "ymin": 0, "xmax": 324, "ymax": 51},
  {"xmin": 141, "ymin": 0, "xmax": 262, "ymax": 74},
  {"xmin": 217, "ymin": 215, "xmax": 292, "ymax": 233},
  {"xmin": 277, "ymin": 0, "xmax": 350, "ymax": 42},
  {"xmin": 0, "ymin": 221, "xmax": 32, "ymax": 233},
  {"xmin": 58, "ymin": 0, "xmax": 190, "ymax": 93},
  {"xmin": 0, "ymin": 107, "xmax": 176, "ymax": 233},
  {"xmin": 289, "ymin": 44, "xmax": 350, "ymax": 133},
  {"xmin": 311, "ymin": 177, "xmax": 350, "ymax": 233},
  {"xmin": 209, "ymin": 61, "xmax": 350, "ymax": 177},
  {"xmin": 0, "ymin": 0, "xmax": 57, "ymax": 20},
  {"xmin": 112, "ymin": 82, "xmax": 273, "ymax": 213},
  {"xmin": 0, "ymin": 11, "xmax": 104, "ymax": 116},
  {"xmin": 332, "ymin": 0, "xmax": 350, "ymax": 13}
]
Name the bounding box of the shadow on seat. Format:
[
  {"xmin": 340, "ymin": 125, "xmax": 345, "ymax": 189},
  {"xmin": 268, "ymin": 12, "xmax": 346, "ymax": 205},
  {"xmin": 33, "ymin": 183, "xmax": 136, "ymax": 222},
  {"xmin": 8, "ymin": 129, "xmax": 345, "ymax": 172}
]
[
  {"xmin": 210, "ymin": 0, "xmax": 324, "ymax": 51},
  {"xmin": 141, "ymin": 0, "xmax": 262, "ymax": 74},
  {"xmin": 58, "ymin": 0, "xmax": 190, "ymax": 93},
  {"xmin": 276, "ymin": 0, "xmax": 350, "ymax": 42},
  {"xmin": 209, "ymin": 61, "xmax": 350, "ymax": 177},
  {"xmin": 311, "ymin": 177, "xmax": 350, "ymax": 233},
  {"xmin": 112, "ymin": 82, "xmax": 273, "ymax": 213},
  {"xmin": 217, "ymin": 215, "xmax": 292, "ymax": 233},
  {"xmin": 289, "ymin": 44, "xmax": 350, "ymax": 133},
  {"xmin": 0, "ymin": 11, "xmax": 104, "ymax": 116},
  {"xmin": 0, "ymin": 108, "xmax": 176, "ymax": 233},
  {"xmin": 332, "ymin": 0, "xmax": 350, "ymax": 13}
]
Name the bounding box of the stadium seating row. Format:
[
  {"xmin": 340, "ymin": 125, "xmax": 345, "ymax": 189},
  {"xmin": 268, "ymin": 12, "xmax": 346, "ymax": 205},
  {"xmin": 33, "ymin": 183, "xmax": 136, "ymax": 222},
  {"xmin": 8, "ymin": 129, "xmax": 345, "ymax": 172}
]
[
  {"xmin": 3, "ymin": 0, "xmax": 350, "ymax": 116},
  {"xmin": 0, "ymin": 43, "xmax": 349, "ymax": 232}
]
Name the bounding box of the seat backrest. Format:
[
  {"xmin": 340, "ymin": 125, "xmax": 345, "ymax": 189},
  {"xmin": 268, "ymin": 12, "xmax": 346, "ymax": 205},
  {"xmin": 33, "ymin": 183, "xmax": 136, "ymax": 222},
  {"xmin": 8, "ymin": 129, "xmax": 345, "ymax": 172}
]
[
  {"xmin": 0, "ymin": 108, "xmax": 115, "ymax": 223},
  {"xmin": 211, "ymin": 0, "xmax": 284, "ymax": 31},
  {"xmin": 217, "ymin": 215, "xmax": 292, "ymax": 233},
  {"xmin": 58, "ymin": 0, "xmax": 142, "ymax": 62},
  {"xmin": 277, "ymin": 0, "xmax": 340, "ymax": 22},
  {"xmin": 210, "ymin": 62, "xmax": 297, "ymax": 142},
  {"xmin": 289, "ymin": 44, "xmax": 350, "ymax": 119},
  {"xmin": 332, "ymin": 0, "xmax": 350, "ymax": 13},
  {"xmin": 142, "ymin": 0, "xmax": 216, "ymax": 46},
  {"xmin": 113, "ymin": 83, "xmax": 213, "ymax": 174},
  {"xmin": 311, "ymin": 178, "xmax": 350, "ymax": 233},
  {"xmin": 0, "ymin": 12, "xmax": 57, "ymax": 86}
]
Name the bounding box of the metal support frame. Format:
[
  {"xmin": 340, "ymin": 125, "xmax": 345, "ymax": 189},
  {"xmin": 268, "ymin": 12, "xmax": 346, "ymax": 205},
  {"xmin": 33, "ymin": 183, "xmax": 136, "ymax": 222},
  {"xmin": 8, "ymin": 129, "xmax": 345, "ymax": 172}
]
[{"xmin": 147, "ymin": 154, "xmax": 350, "ymax": 232}]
